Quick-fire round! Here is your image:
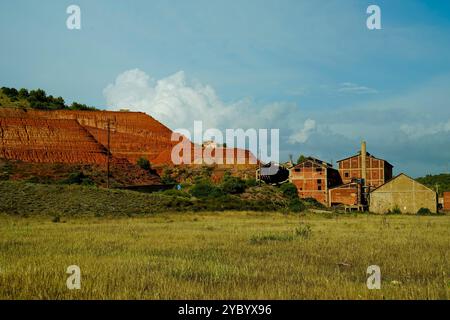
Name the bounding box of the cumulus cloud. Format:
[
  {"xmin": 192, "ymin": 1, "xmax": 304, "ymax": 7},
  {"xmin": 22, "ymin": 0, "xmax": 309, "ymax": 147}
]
[
  {"xmin": 103, "ymin": 68, "xmax": 230, "ymax": 130},
  {"xmin": 288, "ymin": 119, "xmax": 316, "ymax": 144},
  {"xmin": 103, "ymin": 68, "xmax": 316, "ymax": 144}
]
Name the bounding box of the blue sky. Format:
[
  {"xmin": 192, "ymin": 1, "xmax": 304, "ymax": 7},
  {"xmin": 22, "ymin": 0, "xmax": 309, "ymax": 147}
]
[{"xmin": 1, "ymin": 0, "xmax": 449, "ymax": 176}]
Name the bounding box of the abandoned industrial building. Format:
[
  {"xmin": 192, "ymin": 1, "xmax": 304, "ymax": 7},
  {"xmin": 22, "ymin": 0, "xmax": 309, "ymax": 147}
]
[
  {"xmin": 369, "ymin": 174, "xmax": 437, "ymax": 214},
  {"xmin": 262, "ymin": 140, "xmax": 440, "ymax": 214},
  {"xmin": 289, "ymin": 157, "xmax": 341, "ymax": 205}
]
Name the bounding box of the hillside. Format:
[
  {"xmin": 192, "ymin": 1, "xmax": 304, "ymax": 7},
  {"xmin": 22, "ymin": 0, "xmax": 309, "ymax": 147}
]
[
  {"xmin": 416, "ymin": 173, "xmax": 450, "ymax": 195},
  {"xmin": 0, "ymin": 180, "xmax": 289, "ymax": 216},
  {"xmin": 0, "ymin": 86, "xmax": 258, "ymax": 184}
]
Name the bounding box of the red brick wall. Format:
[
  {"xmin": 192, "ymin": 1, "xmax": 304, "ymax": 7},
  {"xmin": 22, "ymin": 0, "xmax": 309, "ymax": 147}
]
[
  {"xmin": 338, "ymin": 155, "xmax": 389, "ymax": 188},
  {"xmin": 444, "ymin": 192, "xmax": 450, "ymax": 210}
]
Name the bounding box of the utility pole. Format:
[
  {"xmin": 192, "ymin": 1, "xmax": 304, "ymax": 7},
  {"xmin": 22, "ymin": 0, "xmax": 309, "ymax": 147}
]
[{"xmin": 106, "ymin": 119, "xmax": 111, "ymax": 189}]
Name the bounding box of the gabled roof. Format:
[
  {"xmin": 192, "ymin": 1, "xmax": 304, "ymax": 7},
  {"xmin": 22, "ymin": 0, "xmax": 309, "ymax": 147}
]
[
  {"xmin": 293, "ymin": 156, "xmax": 333, "ymax": 169},
  {"xmin": 337, "ymin": 151, "xmax": 393, "ymax": 168},
  {"xmin": 369, "ymin": 173, "xmax": 436, "ymax": 193}
]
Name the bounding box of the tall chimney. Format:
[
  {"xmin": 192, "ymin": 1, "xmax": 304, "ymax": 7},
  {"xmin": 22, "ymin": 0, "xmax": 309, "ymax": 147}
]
[{"xmin": 361, "ymin": 140, "xmax": 367, "ymax": 185}]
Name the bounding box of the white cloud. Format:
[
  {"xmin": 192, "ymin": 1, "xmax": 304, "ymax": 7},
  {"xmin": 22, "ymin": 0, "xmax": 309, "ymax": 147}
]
[
  {"xmin": 400, "ymin": 120, "xmax": 450, "ymax": 138},
  {"xmin": 337, "ymin": 82, "xmax": 378, "ymax": 95},
  {"xmin": 103, "ymin": 69, "xmax": 315, "ymax": 144},
  {"xmin": 288, "ymin": 119, "xmax": 316, "ymax": 144},
  {"xmin": 103, "ymin": 68, "xmax": 229, "ymax": 130}
]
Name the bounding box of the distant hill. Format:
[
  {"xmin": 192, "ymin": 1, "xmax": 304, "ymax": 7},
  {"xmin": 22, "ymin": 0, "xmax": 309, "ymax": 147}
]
[
  {"xmin": 416, "ymin": 173, "xmax": 450, "ymax": 195},
  {"xmin": 0, "ymin": 86, "xmax": 98, "ymax": 111}
]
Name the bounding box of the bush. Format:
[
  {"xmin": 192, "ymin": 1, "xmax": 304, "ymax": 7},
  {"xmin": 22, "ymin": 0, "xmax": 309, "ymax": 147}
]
[
  {"xmin": 417, "ymin": 207, "xmax": 433, "ymax": 215},
  {"xmin": 386, "ymin": 205, "xmax": 402, "ymax": 215},
  {"xmin": 189, "ymin": 182, "xmax": 224, "ymax": 198},
  {"xmin": 288, "ymin": 198, "xmax": 306, "ymax": 213},
  {"xmin": 61, "ymin": 172, "xmax": 94, "ymax": 185},
  {"xmin": 221, "ymin": 176, "xmax": 246, "ymax": 194},
  {"xmin": 303, "ymin": 197, "xmax": 326, "ymax": 209},
  {"xmin": 161, "ymin": 189, "xmax": 191, "ymax": 198},
  {"xmin": 245, "ymin": 179, "xmax": 258, "ymax": 188},
  {"xmin": 136, "ymin": 157, "xmax": 151, "ymax": 171},
  {"xmin": 161, "ymin": 168, "xmax": 176, "ymax": 185},
  {"xmin": 280, "ymin": 182, "xmax": 298, "ymax": 199},
  {"xmin": 295, "ymin": 223, "xmax": 312, "ymax": 239}
]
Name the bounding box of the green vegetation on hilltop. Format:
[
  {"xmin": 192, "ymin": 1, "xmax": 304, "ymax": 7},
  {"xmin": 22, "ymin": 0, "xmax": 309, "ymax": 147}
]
[
  {"xmin": 416, "ymin": 173, "xmax": 450, "ymax": 195},
  {"xmin": 0, "ymin": 86, "xmax": 98, "ymax": 111}
]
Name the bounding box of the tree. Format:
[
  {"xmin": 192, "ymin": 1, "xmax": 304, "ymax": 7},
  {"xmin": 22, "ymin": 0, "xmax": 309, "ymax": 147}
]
[
  {"xmin": 280, "ymin": 182, "xmax": 298, "ymax": 200},
  {"xmin": 136, "ymin": 157, "xmax": 151, "ymax": 171},
  {"xmin": 297, "ymin": 154, "xmax": 307, "ymax": 164},
  {"xmin": 18, "ymin": 88, "xmax": 29, "ymax": 99}
]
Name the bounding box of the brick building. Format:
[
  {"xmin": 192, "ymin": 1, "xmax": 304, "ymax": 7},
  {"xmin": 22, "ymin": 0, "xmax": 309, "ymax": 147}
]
[
  {"xmin": 290, "ymin": 157, "xmax": 342, "ymax": 205},
  {"xmin": 336, "ymin": 141, "xmax": 393, "ymax": 189}
]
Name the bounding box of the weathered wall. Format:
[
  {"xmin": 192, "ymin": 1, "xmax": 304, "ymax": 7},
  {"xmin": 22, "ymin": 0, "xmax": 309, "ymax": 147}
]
[
  {"xmin": 290, "ymin": 159, "xmax": 341, "ymax": 206},
  {"xmin": 369, "ymin": 174, "xmax": 437, "ymax": 214},
  {"xmin": 444, "ymin": 192, "xmax": 450, "ymax": 211},
  {"xmin": 338, "ymin": 154, "xmax": 392, "ymax": 188},
  {"xmin": 329, "ymin": 183, "xmax": 359, "ymax": 206}
]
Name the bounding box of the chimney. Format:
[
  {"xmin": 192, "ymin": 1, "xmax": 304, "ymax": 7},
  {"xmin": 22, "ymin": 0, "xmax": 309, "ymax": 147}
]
[{"xmin": 361, "ymin": 141, "xmax": 367, "ymax": 185}]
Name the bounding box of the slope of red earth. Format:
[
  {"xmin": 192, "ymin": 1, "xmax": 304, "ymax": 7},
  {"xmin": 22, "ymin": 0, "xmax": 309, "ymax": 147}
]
[{"xmin": 0, "ymin": 108, "xmax": 257, "ymax": 184}]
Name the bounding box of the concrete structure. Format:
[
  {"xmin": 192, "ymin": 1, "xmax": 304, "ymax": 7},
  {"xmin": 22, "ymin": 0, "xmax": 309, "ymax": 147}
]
[
  {"xmin": 337, "ymin": 143, "xmax": 393, "ymax": 189},
  {"xmin": 444, "ymin": 192, "xmax": 450, "ymax": 211},
  {"xmin": 369, "ymin": 173, "xmax": 437, "ymax": 214},
  {"xmin": 290, "ymin": 157, "xmax": 342, "ymax": 205}
]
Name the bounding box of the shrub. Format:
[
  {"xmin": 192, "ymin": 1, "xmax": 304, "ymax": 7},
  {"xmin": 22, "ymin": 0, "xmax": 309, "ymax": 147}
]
[
  {"xmin": 288, "ymin": 198, "xmax": 306, "ymax": 213},
  {"xmin": 386, "ymin": 205, "xmax": 402, "ymax": 215},
  {"xmin": 280, "ymin": 182, "xmax": 298, "ymax": 199},
  {"xmin": 221, "ymin": 176, "xmax": 246, "ymax": 194},
  {"xmin": 136, "ymin": 157, "xmax": 151, "ymax": 171},
  {"xmin": 295, "ymin": 223, "xmax": 312, "ymax": 239},
  {"xmin": 303, "ymin": 197, "xmax": 326, "ymax": 209},
  {"xmin": 189, "ymin": 182, "xmax": 224, "ymax": 198},
  {"xmin": 245, "ymin": 179, "xmax": 258, "ymax": 188},
  {"xmin": 161, "ymin": 189, "xmax": 191, "ymax": 198},
  {"xmin": 61, "ymin": 172, "xmax": 94, "ymax": 185},
  {"xmin": 250, "ymin": 232, "xmax": 295, "ymax": 244},
  {"xmin": 417, "ymin": 207, "xmax": 432, "ymax": 215},
  {"xmin": 161, "ymin": 168, "xmax": 176, "ymax": 185}
]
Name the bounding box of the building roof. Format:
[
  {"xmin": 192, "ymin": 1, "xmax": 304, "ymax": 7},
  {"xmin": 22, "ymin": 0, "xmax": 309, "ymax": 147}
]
[
  {"xmin": 369, "ymin": 173, "xmax": 436, "ymax": 193},
  {"xmin": 293, "ymin": 156, "xmax": 333, "ymax": 169},
  {"xmin": 336, "ymin": 151, "xmax": 393, "ymax": 168}
]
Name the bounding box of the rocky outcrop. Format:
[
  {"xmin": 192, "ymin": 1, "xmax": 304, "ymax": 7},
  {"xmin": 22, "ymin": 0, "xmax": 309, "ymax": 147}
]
[
  {"xmin": 0, "ymin": 117, "xmax": 108, "ymax": 164},
  {"xmin": 0, "ymin": 108, "xmax": 257, "ymax": 174}
]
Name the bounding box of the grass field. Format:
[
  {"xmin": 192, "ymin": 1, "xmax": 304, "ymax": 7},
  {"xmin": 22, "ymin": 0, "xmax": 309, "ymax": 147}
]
[{"xmin": 0, "ymin": 212, "xmax": 448, "ymax": 299}]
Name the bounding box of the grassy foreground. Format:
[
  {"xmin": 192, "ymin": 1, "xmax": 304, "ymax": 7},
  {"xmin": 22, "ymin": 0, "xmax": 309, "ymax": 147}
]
[{"xmin": 0, "ymin": 212, "xmax": 448, "ymax": 299}]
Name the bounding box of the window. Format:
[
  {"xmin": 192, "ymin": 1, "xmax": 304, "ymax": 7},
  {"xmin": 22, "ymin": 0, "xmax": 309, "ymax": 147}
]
[
  {"xmin": 294, "ymin": 168, "xmax": 301, "ymax": 172},
  {"xmin": 316, "ymin": 167, "xmax": 322, "ymax": 172},
  {"xmin": 318, "ymin": 186, "xmax": 322, "ymax": 190},
  {"xmin": 344, "ymin": 172, "xmax": 349, "ymax": 178},
  {"xmin": 317, "ymin": 179, "xmax": 322, "ymax": 184}
]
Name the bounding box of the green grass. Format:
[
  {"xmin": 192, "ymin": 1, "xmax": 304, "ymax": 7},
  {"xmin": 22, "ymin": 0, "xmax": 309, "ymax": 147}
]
[
  {"xmin": 0, "ymin": 181, "xmax": 288, "ymax": 216},
  {"xmin": 0, "ymin": 212, "xmax": 448, "ymax": 299}
]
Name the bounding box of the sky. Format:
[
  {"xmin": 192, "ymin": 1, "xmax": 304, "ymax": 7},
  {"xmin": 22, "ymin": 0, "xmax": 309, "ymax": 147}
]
[{"xmin": 1, "ymin": 0, "xmax": 449, "ymax": 177}]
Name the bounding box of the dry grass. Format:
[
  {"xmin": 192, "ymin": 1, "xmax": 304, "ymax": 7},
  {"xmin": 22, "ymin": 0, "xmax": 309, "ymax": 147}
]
[{"xmin": 0, "ymin": 212, "xmax": 448, "ymax": 299}]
